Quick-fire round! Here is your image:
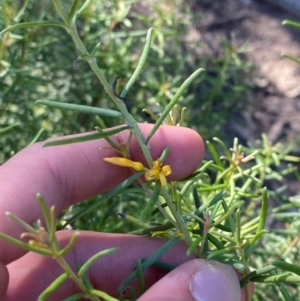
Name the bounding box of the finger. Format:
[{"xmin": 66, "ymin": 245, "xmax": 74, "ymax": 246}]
[
  {"xmin": 0, "ymin": 124, "xmax": 204, "ymax": 264},
  {"xmin": 138, "ymin": 259, "xmax": 254, "ymax": 301},
  {"xmin": 4, "ymin": 232, "xmax": 195, "ymax": 301},
  {"xmin": 0, "ymin": 261, "xmax": 8, "ymax": 299}
]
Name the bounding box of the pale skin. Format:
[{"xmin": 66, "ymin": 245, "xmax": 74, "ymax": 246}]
[{"xmin": 0, "ymin": 124, "xmax": 252, "ymax": 301}]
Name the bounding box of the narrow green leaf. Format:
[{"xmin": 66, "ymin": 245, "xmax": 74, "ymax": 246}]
[
  {"xmin": 89, "ymin": 289, "xmax": 119, "ymax": 301},
  {"xmin": 146, "ymin": 68, "xmax": 205, "ymax": 143},
  {"xmin": 272, "ymin": 212, "xmax": 300, "ymax": 218},
  {"xmin": 29, "ymin": 128, "xmax": 45, "ymax": 145},
  {"xmin": 251, "ymin": 273, "xmax": 300, "ymax": 284},
  {"xmin": 207, "ymin": 233, "xmax": 225, "ymax": 249},
  {"xmin": 159, "ymin": 147, "xmax": 170, "ymax": 163},
  {"xmin": 206, "ymin": 140, "xmax": 224, "ymax": 168},
  {"xmin": 137, "ymin": 259, "xmax": 146, "ymax": 294},
  {"xmin": 49, "ymin": 207, "xmax": 59, "ymax": 249},
  {"xmin": 58, "ymin": 232, "xmax": 80, "ymax": 256},
  {"xmin": 142, "ymin": 108, "xmax": 158, "ymax": 122},
  {"xmin": 205, "ymin": 230, "xmax": 236, "ymax": 244},
  {"xmin": 262, "ymin": 133, "xmax": 269, "ymax": 150},
  {"xmin": 0, "ymin": 21, "xmax": 67, "ymax": 37},
  {"xmin": 207, "ymin": 246, "xmax": 236, "ymax": 259},
  {"xmin": 90, "ymin": 42, "xmax": 101, "ymax": 57},
  {"xmin": 235, "ymin": 209, "xmax": 241, "ymax": 243},
  {"xmin": 240, "ymin": 265, "xmax": 277, "ymax": 288},
  {"xmin": 78, "ymin": 247, "xmax": 118, "ymax": 277},
  {"xmin": 220, "ymin": 200, "xmax": 236, "ymax": 234},
  {"xmin": 0, "ymin": 232, "xmax": 52, "ymax": 256},
  {"xmin": 68, "ymin": 0, "xmax": 80, "ymax": 22},
  {"xmin": 76, "ymin": 0, "xmax": 94, "ymax": 20},
  {"xmin": 187, "ymin": 236, "xmax": 202, "ymax": 256},
  {"xmin": 62, "ymin": 293, "xmax": 84, "ymax": 301},
  {"xmin": 43, "ymin": 126, "xmax": 128, "ymax": 147},
  {"xmin": 281, "ymin": 154, "xmax": 300, "ymax": 162},
  {"xmin": 193, "ymin": 187, "xmax": 201, "ymax": 208},
  {"xmin": 272, "ymin": 261, "xmax": 300, "ymax": 276},
  {"xmin": 179, "ymin": 107, "xmax": 187, "ymax": 126},
  {"xmin": 192, "ymin": 188, "xmax": 208, "ymax": 254},
  {"xmin": 0, "ymin": 123, "xmax": 19, "ymax": 136},
  {"xmin": 282, "ymin": 54, "xmax": 300, "ymax": 64},
  {"xmin": 139, "ymin": 259, "xmax": 175, "ymax": 271},
  {"xmin": 129, "ymin": 222, "xmax": 174, "ymax": 235},
  {"xmin": 117, "ymin": 237, "xmax": 180, "ymax": 294},
  {"xmin": 246, "ymin": 230, "xmax": 268, "ymax": 247},
  {"xmin": 76, "ymin": 263, "xmax": 93, "ymax": 290},
  {"xmin": 214, "ymin": 223, "xmax": 231, "ymax": 232},
  {"xmin": 14, "ymin": 0, "xmax": 31, "ymax": 22},
  {"xmin": 65, "ymin": 171, "xmax": 145, "ymax": 226},
  {"xmin": 212, "ymin": 137, "xmax": 232, "ymax": 158},
  {"xmin": 36, "ymin": 99, "xmax": 122, "ymax": 118},
  {"xmin": 270, "ymin": 271, "xmax": 293, "ymax": 301},
  {"xmin": 195, "ymin": 190, "xmax": 226, "ymax": 215},
  {"xmin": 120, "ymin": 28, "xmax": 154, "ymax": 97},
  {"xmin": 209, "ymin": 199, "xmax": 222, "ymax": 222},
  {"xmin": 208, "ymin": 250, "xmax": 242, "ymax": 266},
  {"xmin": 271, "ymin": 152, "xmax": 280, "ymax": 166},
  {"xmin": 37, "ymin": 194, "xmax": 52, "ymax": 233},
  {"xmin": 198, "ymin": 184, "xmax": 227, "ymax": 192},
  {"xmin": 244, "ymin": 243, "xmax": 257, "ymax": 260},
  {"xmin": 95, "ymin": 126, "xmax": 120, "ymax": 150},
  {"xmin": 282, "ymin": 20, "xmax": 300, "ymax": 29},
  {"xmin": 6, "ymin": 212, "xmax": 37, "ymax": 233},
  {"xmin": 145, "ymin": 201, "xmax": 167, "ymax": 217},
  {"xmin": 103, "ymin": 29, "xmax": 148, "ymax": 39},
  {"xmin": 120, "ymin": 213, "xmax": 155, "ymax": 229},
  {"xmin": 62, "ymin": 293, "xmax": 85, "ymax": 301},
  {"xmin": 37, "ymin": 273, "xmax": 69, "ymax": 301},
  {"xmin": 277, "ymin": 282, "xmax": 293, "ymax": 301},
  {"xmin": 256, "ymin": 187, "xmax": 268, "ymax": 233},
  {"xmin": 211, "ymin": 202, "xmax": 243, "ymax": 232},
  {"xmin": 139, "ymin": 182, "xmax": 161, "ymax": 222},
  {"xmin": 199, "ymin": 160, "xmax": 215, "ymax": 172}
]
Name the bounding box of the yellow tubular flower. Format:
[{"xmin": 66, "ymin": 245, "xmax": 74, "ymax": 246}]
[
  {"xmin": 104, "ymin": 157, "xmax": 172, "ymax": 186},
  {"xmin": 103, "ymin": 157, "xmax": 144, "ymax": 171},
  {"xmin": 145, "ymin": 160, "xmax": 172, "ymax": 187}
]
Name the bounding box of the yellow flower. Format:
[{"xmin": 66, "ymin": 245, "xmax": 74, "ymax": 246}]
[
  {"xmin": 145, "ymin": 160, "xmax": 172, "ymax": 187},
  {"xmin": 103, "ymin": 157, "xmax": 144, "ymax": 171},
  {"xmin": 103, "ymin": 157, "xmax": 172, "ymax": 186}
]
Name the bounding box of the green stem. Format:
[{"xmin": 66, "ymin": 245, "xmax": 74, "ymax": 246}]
[
  {"xmin": 52, "ymin": 0, "xmax": 69, "ymax": 24},
  {"xmin": 51, "ymin": 0, "xmax": 153, "ymax": 166},
  {"xmin": 161, "ymin": 187, "xmax": 193, "ymax": 250},
  {"xmin": 51, "ymin": 1, "xmax": 194, "ymax": 254},
  {"xmin": 55, "ymin": 256, "xmax": 99, "ymax": 301}
]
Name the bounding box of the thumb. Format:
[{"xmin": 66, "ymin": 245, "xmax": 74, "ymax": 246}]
[{"xmin": 138, "ymin": 259, "xmax": 247, "ymax": 301}]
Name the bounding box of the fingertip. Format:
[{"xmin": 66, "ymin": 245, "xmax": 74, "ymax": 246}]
[
  {"xmin": 138, "ymin": 259, "xmax": 247, "ymax": 301},
  {"xmin": 190, "ymin": 261, "xmax": 241, "ymax": 301}
]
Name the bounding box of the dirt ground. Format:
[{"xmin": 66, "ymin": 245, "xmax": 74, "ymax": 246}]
[
  {"xmin": 188, "ymin": 0, "xmax": 300, "ymax": 204},
  {"xmin": 191, "ymin": 0, "xmax": 300, "ymax": 147}
]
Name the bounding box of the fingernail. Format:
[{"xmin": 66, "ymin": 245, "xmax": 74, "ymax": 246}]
[{"xmin": 190, "ymin": 262, "xmax": 241, "ymax": 301}]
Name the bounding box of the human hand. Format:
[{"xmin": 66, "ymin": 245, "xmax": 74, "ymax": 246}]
[{"xmin": 0, "ymin": 124, "xmax": 252, "ymax": 301}]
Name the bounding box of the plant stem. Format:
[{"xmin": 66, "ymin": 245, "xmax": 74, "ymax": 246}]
[
  {"xmin": 52, "ymin": 0, "xmax": 153, "ymax": 166},
  {"xmin": 55, "ymin": 256, "xmax": 100, "ymax": 301},
  {"xmin": 161, "ymin": 187, "xmax": 193, "ymax": 250},
  {"xmin": 53, "ymin": 0, "xmax": 194, "ymax": 254}
]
